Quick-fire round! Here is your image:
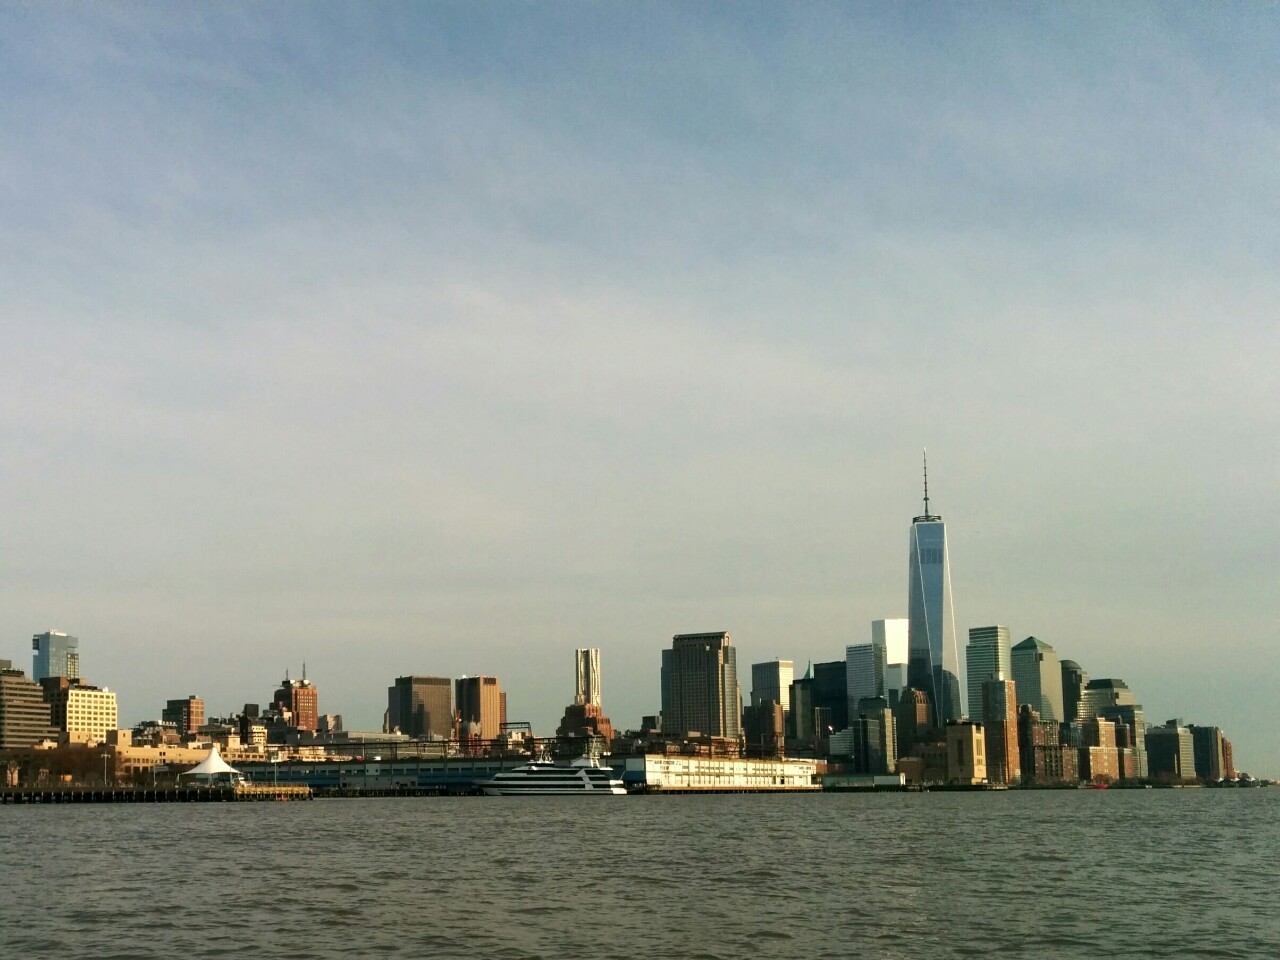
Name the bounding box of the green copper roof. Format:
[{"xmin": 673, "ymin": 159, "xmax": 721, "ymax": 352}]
[{"xmin": 1013, "ymin": 636, "xmax": 1054, "ymax": 650}]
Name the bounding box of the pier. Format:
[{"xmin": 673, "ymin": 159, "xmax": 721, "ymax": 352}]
[{"xmin": 0, "ymin": 784, "xmax": 311, "ymax": 804}]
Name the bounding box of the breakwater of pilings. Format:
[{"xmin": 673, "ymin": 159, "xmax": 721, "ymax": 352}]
[{"xmin": 0, "ymin": 784, "xmax": 311, "ymax": 804}]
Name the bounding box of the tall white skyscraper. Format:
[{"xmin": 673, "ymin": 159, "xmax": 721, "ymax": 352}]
[
  {"xmin": 965, "ymin": 626, "xmax": 1011, "ymax": 720},
  {"xmin": 873, "ymin": 619, "xmax": 909, "ymax": 667},
  {"xmin": 907, "ymin": 454, "xmax": 961, "ymax": 725},
  {"xmin": 574, "ymin": 648, "xmax": 602, "ymax": 707}
]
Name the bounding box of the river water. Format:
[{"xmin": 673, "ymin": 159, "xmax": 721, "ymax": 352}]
[{"xmin": 2, "ymin": 789, "xmax": 1276, "ymax": 959}]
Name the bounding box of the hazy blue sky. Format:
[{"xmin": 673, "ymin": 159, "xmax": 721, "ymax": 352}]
[{"xmin": 2, "ymin": 4, "xmax": 1276, "ymax": 772}]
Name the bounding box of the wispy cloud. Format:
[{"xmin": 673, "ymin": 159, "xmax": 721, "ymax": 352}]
[{"xmin": 0, "ymin": 4, "xmax": 1276, "ymax": 770}]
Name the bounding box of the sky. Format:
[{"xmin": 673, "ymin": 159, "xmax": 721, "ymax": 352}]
[{"xmin": 1, "ymin": 3, "xmax": 1276, "ymax": 773}]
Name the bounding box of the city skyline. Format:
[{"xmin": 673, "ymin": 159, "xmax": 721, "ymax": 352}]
[
  {"xmin": 0, "ymin": 549, "xmax": 1251, "ymax": 777},
  {"xmin": 1, "ymin": 6, "xmax": 1276, "ymax": 775},
  {"xmin": 0, "ymin": 469, "xmax": 1264, "ymax": 773}
]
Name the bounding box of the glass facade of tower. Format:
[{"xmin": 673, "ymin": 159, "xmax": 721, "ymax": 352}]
[
  {"xmin": 908, "ymin": 519, "xmax": 961, "ymax": 726},
  {"xmin": 32, "ymin": 631, "xmax": 79, "ymax": 682},
  {"xmin": 966, "ymin": 625, "xmax": 1011, "ymax": 722}
]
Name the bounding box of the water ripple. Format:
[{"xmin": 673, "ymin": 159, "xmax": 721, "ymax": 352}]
[{"xmin": 1, "ymin": 790, "xmax": 1278, "ymax": 958}]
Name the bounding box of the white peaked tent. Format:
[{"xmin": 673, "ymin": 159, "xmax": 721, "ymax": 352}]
[{"xmin": 178, "ymin": 744, "xmax": 243, "ymax": 785}]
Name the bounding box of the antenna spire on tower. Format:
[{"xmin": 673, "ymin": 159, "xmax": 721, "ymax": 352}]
[
  {"xmin": 913, "ymin": 448, "xmax": 940, "ymax": 523},
  {"xmin": 923, "ymin": 448, "xmax": 930, "ymax": 515}
]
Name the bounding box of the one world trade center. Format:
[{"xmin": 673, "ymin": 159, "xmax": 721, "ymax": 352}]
[{"xmin": 907, "ymin": 453, "xmax": 962, "ymax": 727}]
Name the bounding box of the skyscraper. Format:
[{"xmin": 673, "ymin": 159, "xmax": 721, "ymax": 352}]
[
  {"xmin": 1060, "ymin": 660, "xmax": 1088, "ymax": 724},
  {"xmin": 907, "ymin": 455, "xmax": 961, "ymax": 725},
  {"xmin": 574, "ymin": 648, "xmax": 602, "ymax": 707},
  {"xmin": 845, "ymin": 641, "xmax": 886, "ymax": 721},
  {"xmin": 273, "ymin": 671, "xmax": 319, "ymax": 732},
  {"xmin": 789, "ymin": 663, "xmax": 815, "ymax": 745},
  {"xmin": 980, "ymin": 675, "xmax": 1020, "ymax": 785},
  {"xmin": 812, "ymin": 660, "xmax": 848, "ymax": 733},
  {"xmin": 965, "ymin": 626, "xmax": 1011, "ymax": 721},
  {"xmin": 32, "ymin": 631, "xmax": 79, "ymax": 682},
  {"xmin": 456, "ymin": 675, "xmax": 504, "ymax": 742},
  {"xmin": 387, "ymin": 676, "xmax": 453, "ymax": 738},
  {"xmin": 659, "ymin": 648, "xmax": 673, "ymax": 726},
  {"xmin": 750, "ymin": 659, "xmax": 793, "ymax": 713},
  {"xmin": 1146, "ymin": 720, "xmax": 1197, "ymax": 783},
  {"xmin": 1189, "ymin": 725, "xmax": 1226, "ymax": 782},
  {"xmin": 667, "ymin": 632, "xmax": 741, "ymax": 740},
  {"xmin": 1011, "ymin": 637, "xmax": 1064, "ymax": 722}
]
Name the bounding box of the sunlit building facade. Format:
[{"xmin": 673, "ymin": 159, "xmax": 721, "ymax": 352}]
[
  {"xmin": 574, "ymin": 648, "xmax": 602, "ymax": 707},
  {"xmin": 750, "ymin": 659, "xmax": 793, "ymax": 714}
]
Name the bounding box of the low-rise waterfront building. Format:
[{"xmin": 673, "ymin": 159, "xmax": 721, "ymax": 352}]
[
  {"xmin": 915, "ymin": 741, "xmax": 949, "ymax": 785},
  {"xmin": 616, "ymin": 755, "xmax": 819, "ymax": 792},
  {"xmin": 946, "ymin": 721, "xmax": 987, "ymax": 785}
]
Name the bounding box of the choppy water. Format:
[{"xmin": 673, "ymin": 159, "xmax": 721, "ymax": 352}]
[{"xmin": 2, "ymin": 790, "xmax": 1277, "ymax": 959}]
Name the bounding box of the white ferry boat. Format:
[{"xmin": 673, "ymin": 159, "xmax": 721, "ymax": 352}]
[{"xmin": 480, "ymin": 756, "xmax": 627, "ymax": 796}]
